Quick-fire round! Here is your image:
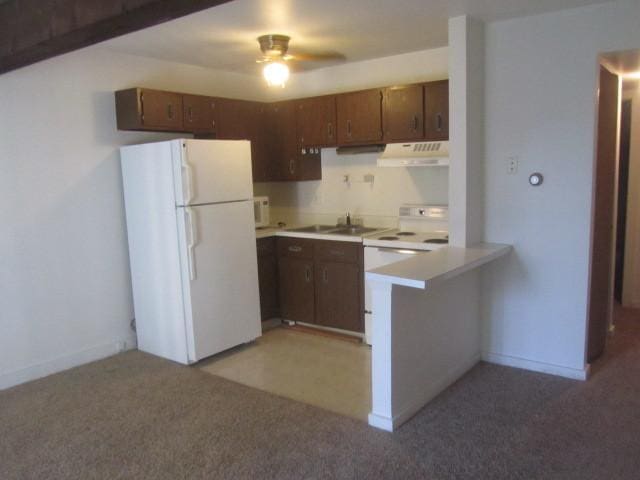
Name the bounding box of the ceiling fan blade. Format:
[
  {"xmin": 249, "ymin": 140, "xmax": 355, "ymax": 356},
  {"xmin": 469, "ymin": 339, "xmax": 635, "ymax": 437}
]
[{"xmin": 288, "ymin": 50, "xmax": 346, "ymax": 62}]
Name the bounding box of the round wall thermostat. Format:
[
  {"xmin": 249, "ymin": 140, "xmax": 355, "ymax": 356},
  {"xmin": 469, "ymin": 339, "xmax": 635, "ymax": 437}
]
[{"xmin": 529, "ymin": 172, "xmax": 544, "ymax": 186}]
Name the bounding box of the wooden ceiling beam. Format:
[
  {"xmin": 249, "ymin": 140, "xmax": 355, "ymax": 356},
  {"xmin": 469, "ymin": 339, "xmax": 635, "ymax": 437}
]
[{"xmin": 0, "ymin": 0, "xmax": 233, "ymax": 75}]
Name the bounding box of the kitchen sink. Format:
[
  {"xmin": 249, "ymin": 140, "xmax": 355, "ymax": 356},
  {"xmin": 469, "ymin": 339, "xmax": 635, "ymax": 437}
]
[
  {"xmin": 286, "ymin": 225, "xmax": 338, "ymax": 233},
  {"xmin": 331, "ymin": 226, "xmax": 381, "ymax": 235}
]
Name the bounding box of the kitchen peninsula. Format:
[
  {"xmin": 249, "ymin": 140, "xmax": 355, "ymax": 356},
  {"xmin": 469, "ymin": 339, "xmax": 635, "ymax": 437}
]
[{"xmin": 366, "ymin": 243, "xmax": 512, "ymax": 431}]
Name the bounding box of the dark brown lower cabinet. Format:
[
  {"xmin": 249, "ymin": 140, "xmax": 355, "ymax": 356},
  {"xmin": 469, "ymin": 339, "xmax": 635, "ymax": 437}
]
[
  {"xmin": 276, "ymin": 237, "xmax": 363, "ymax": 333},
  {"xmin": 256, "ymin": 237, "xmax": 279, "ymax": 321},
  {"xmin": 315, "ymin": 261, "xmax": 362, "ymax": 332},
  {"xmin": 278, "ymin": 257, "xmax": 315, "ymax": 324}
]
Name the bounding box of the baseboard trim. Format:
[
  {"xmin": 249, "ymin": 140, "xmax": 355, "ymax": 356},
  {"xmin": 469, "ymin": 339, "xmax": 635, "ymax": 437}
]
[
  {"xmin": 367, "ymin": 413, "xmax": 394, "ymax": 432},
  {"xmin": 483, "ymin": 352, "xmax": 589, "ymax": 380},
  {"xmin": 368, "ymin": 352, "xmax": 481, "ymax": 432},
  {"xmin": 0, "ymin": 335, "xmax": 137, "ymax": 391}
]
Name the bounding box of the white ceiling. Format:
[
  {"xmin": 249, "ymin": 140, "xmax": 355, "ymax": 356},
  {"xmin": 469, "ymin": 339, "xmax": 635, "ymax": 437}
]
[{"xmin": 102, "ymin": 0, "xmax": 611, "ymax": 75}]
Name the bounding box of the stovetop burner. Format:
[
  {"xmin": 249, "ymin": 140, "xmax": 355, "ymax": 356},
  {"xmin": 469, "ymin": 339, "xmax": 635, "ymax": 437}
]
[
  {"xmin": 424, "ymin": 238, "xmax": 449, "ymax": 244},
  {"xmin": 396, "ymin": 231, "xmax": 416, "ymax": 236},
  {"xmin": 378, "ymin": 236, "xmax": 399, "ymax": 241}
]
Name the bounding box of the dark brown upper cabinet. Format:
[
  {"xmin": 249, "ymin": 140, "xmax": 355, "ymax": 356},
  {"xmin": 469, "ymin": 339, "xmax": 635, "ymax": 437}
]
[
  {"xmin": 295, "ymin": 95, "xmax": 337, "ymax": 148},
  {"xmin": 216, "ymin": 98, "xmax": 254, "ymax": 140},
  {"xmin": 115, "ymin": 88, "xmax": 184, "ymax": 132},
  {"xmin": 182, "ymin": 94, "xmax": 217, "ymax": 133},
  {"xmin": 336, "ymin": 89, "xmax": 383, "ymax": 145},
  {"xmin": 423, "ymin": 80, "xmax": 449, "ymax": 141},
  {"xmin": 383, "ymin": 85, "xmax": 424, "ymax": 142},
  {"xmin": 268, "ymin": 101, "xmax": 322, "ymax": 182}
]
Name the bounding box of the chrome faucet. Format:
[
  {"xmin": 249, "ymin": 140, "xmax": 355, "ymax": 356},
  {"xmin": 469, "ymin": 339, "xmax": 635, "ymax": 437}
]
[{"xmin": 346, "ymin": 212, "xmax": 351, "ymax": 226}]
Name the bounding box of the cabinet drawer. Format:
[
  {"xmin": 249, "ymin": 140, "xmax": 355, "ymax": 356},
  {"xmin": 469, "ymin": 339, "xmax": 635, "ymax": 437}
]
[
  {"xmin": 316, "ymin": 240, "xmax": 361, "ymax": 264},
  {"xmin": 277, "ymin": 237, "xmax": 315, "ymax": 259},
  {"xmin": 256, "ymin": 237, "xmax": 276, "ymax": 257}
]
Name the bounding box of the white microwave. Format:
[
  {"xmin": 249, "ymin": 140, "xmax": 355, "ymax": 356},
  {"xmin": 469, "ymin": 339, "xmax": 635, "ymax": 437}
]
[{"xmin": 253, "ymin": 196, "xmax": 270, "ymax": 228}]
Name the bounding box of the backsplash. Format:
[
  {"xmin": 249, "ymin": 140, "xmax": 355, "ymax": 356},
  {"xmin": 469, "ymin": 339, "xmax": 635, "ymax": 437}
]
[{"xmin": 254, "ymin": 148, "xmax": 448, "ymax": 228}]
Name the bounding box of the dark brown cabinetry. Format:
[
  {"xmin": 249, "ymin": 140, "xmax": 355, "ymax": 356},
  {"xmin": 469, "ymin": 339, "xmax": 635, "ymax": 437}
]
[
  {"xmin": 295, "ymin": 95, "xmax": 337, "ymax": 148},
  {"xmin": 256, "ymin": 237, "xmax": 280, "ymax": 321},
  {"xmin": 115, "ymin": 79, "xmax": 448, "ymax": 182},
  {"xmin": 424, "ymin": 80, "xmax": 449, "ymax": 141},
  {"xmin": 383, "ymin": 85, "xmax": 424, "ymax": 142},
  {"xmin": 314, "ymin": 241, "xmax": 363, "ymax": 332},
  {"xmin": 267, "ymin": 101, "xmax": 322, "ymax": 182},
  {"xmin": 216, "ymin": 98, "xmax": 255, "ymax": 140},
  {"xmin": 276, "ymin": 237, "xmax": 363, "ymax": 333},
  {"xmin": 182, "ymin": 94, "xmax": 216, "ymax": 133},
  {"xmin": 277, "ymin": 238, "xmax": 316, "ymax": 324},
  {"xmin": 336, "ymin": 89, "xmax": 383, "ymax": 145},
  {"xmin": 115, "ymin": 88, "xmax": 184, "ymax": 131}
]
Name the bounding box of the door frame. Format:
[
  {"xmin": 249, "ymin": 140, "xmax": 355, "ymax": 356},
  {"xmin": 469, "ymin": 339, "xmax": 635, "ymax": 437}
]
[{"xmin": 585, "ymin": 62, "xmax": 622, "ymax": 364}]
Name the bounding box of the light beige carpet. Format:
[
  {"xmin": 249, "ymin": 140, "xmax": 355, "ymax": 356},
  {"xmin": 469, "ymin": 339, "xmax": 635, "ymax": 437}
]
[{"xmin": 1, "ymin": 307, "xmax": 640, "ymax": 479}]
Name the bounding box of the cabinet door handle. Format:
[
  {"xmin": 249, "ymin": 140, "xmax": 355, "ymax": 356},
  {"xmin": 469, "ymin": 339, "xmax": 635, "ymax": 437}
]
[
  {"xmin": 187, "ymin": 106, "xmax": 193, "ymax": 122},
  {"xmin": 413, "ymin": 115, "xmax": 419, "ymax": 131},
  {"xmin": 436, "ymin": 113, "xmax": 443, "ymax": 132},
  {"xmin": 347, "ymin": 120, "xmax": 352, "ymax": 137},
  {"xmin": 289, "ymin": 159, "xmax": 295, "ymax": 175},
  {"xmin": 322, "ymin": 268, "xmax": 328, "ymax": 283},
  {"xmin": 288, "ymin": 245, "xmax": 302, "ymax": 253},
  {"xmin": 305, "ymin": 266, "xmax": 312, "ymax": 283},
  {"xmin": 327, "ymin": 122, "xmax": 333, "ymax": 139},
  {"xmin": 167, "ymin": 104, "xmax": 174, "ymax": 120}
]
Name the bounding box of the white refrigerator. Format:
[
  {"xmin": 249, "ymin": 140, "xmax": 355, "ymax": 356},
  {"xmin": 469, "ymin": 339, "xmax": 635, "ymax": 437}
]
[{"xmin": 120, "ymin": 139, "xmax": 261, "ymax": 364}]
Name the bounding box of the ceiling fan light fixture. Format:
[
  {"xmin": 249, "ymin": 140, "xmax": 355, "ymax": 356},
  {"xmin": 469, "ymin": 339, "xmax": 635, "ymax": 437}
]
[{"xmin": 263, "ymin": 61, "xmax": 290, "ymax": 87}]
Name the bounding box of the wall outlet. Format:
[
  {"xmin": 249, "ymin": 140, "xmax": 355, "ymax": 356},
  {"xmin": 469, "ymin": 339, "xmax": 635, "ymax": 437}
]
[{"xmin": 507, "ymin": 156, "xmax": 519, "ymax": 174}]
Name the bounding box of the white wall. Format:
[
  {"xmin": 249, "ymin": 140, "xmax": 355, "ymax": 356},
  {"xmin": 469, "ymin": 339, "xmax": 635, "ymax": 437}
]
[
  {"xmin": 0, "ymin": 47, "xmax": 266, "ymax": 388},
  {"xmin": 623, "ymin": 81, "xmax": 640, "ymax": 307},
  {"xmin": 255, "ymin": 47, "xmax": 450, "ymax": 226},
  {"xmin": 481, "ymin": 0, "xmax": 640, "ymax": 375}
]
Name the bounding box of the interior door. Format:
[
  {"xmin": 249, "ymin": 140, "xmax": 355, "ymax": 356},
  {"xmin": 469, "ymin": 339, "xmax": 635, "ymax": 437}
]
[
  {"xmin": 179, "ymin": 200, "xmax": 261, "ymax": 361},
  {"xmin": 174, "ymin": 139, "xmax": 253, "ymax": 206},
  {"xmin": 587, "ymin": 65, "xmax": 619, "ymax": 362}
]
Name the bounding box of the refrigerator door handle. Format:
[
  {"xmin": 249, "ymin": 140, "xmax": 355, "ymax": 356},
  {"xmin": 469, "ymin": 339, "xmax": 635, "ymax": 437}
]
[
  {"xmin": 181, "ymin": 157, "xmax": 195, "ymax": 205},
  {"xmin": 185, "ymin": 207, "xmax": 198, "ymax": 281}
]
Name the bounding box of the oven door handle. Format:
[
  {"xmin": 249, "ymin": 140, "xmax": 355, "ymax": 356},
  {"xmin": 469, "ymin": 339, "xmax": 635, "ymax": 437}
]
[{"xmin": 373, "ymin": 247, "xmax": 427, "ymax": 254}]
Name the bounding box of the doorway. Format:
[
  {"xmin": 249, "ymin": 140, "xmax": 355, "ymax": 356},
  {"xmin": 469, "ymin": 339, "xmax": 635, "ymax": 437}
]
[{"xmin": 587, "ymin": 64, "xmax": 619, "ymax": 362}]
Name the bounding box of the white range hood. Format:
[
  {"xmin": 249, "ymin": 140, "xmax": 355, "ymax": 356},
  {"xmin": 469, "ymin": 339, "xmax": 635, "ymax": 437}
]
[{"xmin": 377, "ymin": 141, "xmax": 449, "ymax": 167}]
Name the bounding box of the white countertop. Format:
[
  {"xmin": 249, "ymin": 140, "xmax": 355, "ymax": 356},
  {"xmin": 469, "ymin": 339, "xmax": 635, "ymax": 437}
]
[
  {"xmin": 365, "ymin": 243, "xmax": 512, "ymax": 289},
  {"xmin": 256, "ymin": 226, "xmax": 392, "ymax": 243}
]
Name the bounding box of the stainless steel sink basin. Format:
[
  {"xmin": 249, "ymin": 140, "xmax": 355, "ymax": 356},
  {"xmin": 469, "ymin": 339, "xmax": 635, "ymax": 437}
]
[
  {"xmin": 286, "ymin": 225, "xmax": 338, "ymax": 233},
  {"xmin": 331, "ymin": 226, "xmax": 381, "ymax": 235}
]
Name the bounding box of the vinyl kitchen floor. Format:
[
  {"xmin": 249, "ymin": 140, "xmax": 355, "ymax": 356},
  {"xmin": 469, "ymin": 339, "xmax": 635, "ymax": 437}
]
[{"xmin": 199, "ymin": 327, "xmax": 371, "ymax": 421}]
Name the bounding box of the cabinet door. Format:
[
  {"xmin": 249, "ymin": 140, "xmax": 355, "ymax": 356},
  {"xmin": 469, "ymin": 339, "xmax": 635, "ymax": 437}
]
[
  {"xmin": 257, "ymin": 238, "xmax": 279, "ymax": 321},
  {"xmin": 336, "ymin": 89, "xmax": 383, "ymax": 145},
  {"xmin": 278, "ymin": 257, "xmax": 315, "ymax": 324},
  {"xmin": 216, "ymin": 98, "xmax": 253, "ymax": 139},
  {"xmin": 140, "ymin": 89, "xmax": 184, "ymax": 130},
  {"xmin": 295, "ymin": 95, "xmax": 337, "ymax": 147},
  {"xmin": 250, "ymin": 103, "xmax": 271, "ymax": 182},
  {"xmin": 315, "ymin": 261, "xmax": 362, "ymax": 332},
  {"xmin": 383, "ymin": 85, "xmax": 424, "ymax": 142},
  {"xmin": 269, "ymin": 101, "xmax": 299, "ymax": 180},
  {"xmin": 183, "ymin": 94, "xmax": 217, "ymax": 133},
  {"xmin": 424, "ymin": 80, "xmax": 449, "ymax": 141}
]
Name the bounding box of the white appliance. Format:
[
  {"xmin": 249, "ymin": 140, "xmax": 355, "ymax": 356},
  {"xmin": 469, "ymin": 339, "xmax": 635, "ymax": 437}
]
[
  {"xmin": 120, "ymin": 139, "xmax": 261, "ymax": 364},
  {"xmin": 253, "ymin": 196, "xmax": 270, "ymax": 227},
  {"xmin": 362, "ymin": 205, "xmax": 449, "ymax": 344},
  {"xmin": 377, "ymin": 141, "xmax": 449, "ymax": 167}
]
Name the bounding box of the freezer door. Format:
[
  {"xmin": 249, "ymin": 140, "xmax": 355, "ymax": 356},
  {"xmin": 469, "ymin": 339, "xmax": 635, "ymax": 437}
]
[
  {"xmin": 177, "ymin": 200, "xmax": 261, "ymax": 361},
  {"xmin": 173, "ymin": 139, "xmax": 253, "ymax": 206}
]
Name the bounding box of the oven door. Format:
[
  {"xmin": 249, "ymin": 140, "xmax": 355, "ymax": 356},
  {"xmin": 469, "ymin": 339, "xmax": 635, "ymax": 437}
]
[{"xmin": 363, "ymin": 246, "xmax": 428, "ymax": 345}]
